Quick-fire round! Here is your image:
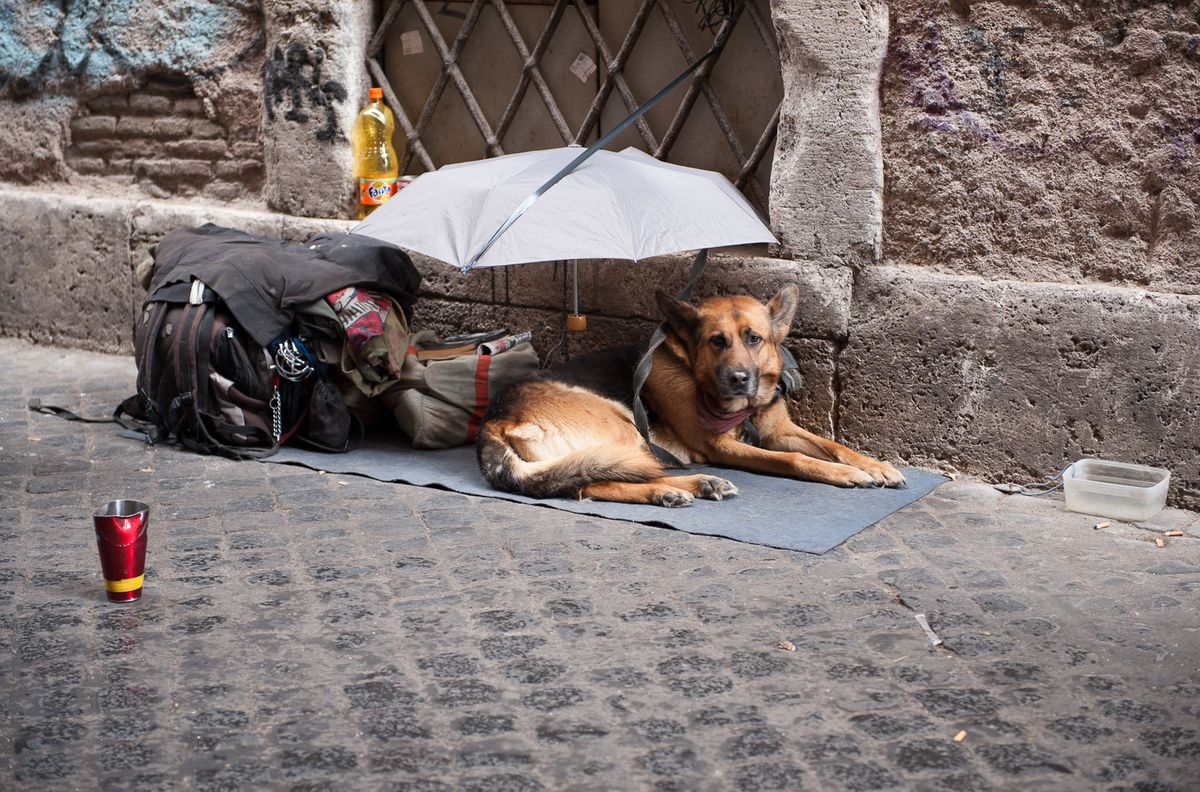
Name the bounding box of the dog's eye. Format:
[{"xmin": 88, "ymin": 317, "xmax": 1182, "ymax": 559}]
[
  {"xmin": 746, "ymin": 333, "xmax": 763, "ymax": 346},
  {"xmin": 710, "ymin": 335, "xmax": 728, "ymax": 349}
]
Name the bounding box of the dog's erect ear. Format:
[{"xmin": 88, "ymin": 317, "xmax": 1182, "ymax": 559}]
[
  {"xmin": 656, "ymin": 290, "xmax": 700, "ymax": 338},
  {"xmin": 767, "ymin": 283, "xmax": 800, "ymax": 341}
]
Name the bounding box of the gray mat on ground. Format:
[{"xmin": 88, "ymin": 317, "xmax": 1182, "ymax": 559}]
[{"xmin": 266, "ymin": 440, "xmax": 946, "ymax": 554}]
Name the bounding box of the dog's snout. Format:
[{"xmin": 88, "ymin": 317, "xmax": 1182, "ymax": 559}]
[{"xmin": 722, "ymin": 367, "xmax": 757, "ymax": 397}]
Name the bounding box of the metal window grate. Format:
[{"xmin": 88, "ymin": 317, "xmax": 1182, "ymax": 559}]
[{"xmin": 365, "ymin": 0, "xmax": 780, "ymax": 213}]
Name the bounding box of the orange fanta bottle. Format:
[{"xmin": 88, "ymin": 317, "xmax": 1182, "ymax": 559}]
[{"xmin": 352, "ymin": 87, "xmax": 404, "ymax": 219}]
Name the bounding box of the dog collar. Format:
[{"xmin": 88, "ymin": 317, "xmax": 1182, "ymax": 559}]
[{"xmin": 695, "ymin": 392, "xmax": 756, "ymax": 435}]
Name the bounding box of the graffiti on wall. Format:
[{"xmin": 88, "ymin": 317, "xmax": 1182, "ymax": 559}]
[
  {"xmin": 262, "ymin": 43, "xmax": 347, "ymax": 143},
  {"xmin": 0, "ymin": 2, "xmax": 260, "ymax": 97}
]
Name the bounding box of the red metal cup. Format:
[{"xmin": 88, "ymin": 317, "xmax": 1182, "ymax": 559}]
[{"xmin": 94, "ymin": 500, "xmax": 149, "ymax": 603}]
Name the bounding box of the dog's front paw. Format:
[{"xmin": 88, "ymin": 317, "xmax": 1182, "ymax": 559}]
[
  {"xmin": 697, "ymin": 476, "xmax": 738, "ymax": 501},
  {"xmin": 657, "ymin": 489, "xmax": 695, "ymax": 508},
  {"xmin": 828, "ymin": 465, "xmax": 880, "ymax": 488},
  {"xmin": 861, "ymin": 461, "xmax": 907, "ymax": 489}
]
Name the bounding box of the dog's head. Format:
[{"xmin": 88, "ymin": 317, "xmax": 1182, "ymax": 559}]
[{"xmin": 655, "ymin": 284, "xmax": 799, "ymax": 410}]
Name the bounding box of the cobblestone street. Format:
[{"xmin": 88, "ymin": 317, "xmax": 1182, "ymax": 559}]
[{"xmin": 2, "ymin": 338, "xmax": 1198, "ymax": 791}]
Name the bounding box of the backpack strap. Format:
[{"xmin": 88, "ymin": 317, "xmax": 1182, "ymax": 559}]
[
  {"xmin": 104, "ymin": 301, "xmax": 173, "ymax": 444},
  {"xmin": 27, "ymin": 399, "xmax": 116, "ymax": 423},
  {"xmin": 134, "ymin": 301, "xmax": 171, "ymax": 425},
  {"xmin": 179, "ymin": 302, "xmax": 279, "ymax": 459},
  {"xmin": 181, "ymin": 302, "xmax": 212, "ymax": 419}
]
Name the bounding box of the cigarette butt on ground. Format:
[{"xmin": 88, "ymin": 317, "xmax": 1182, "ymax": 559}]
[
  {"xmin": 914, "ymin": 613, "xmax": 943, "ymax": 647},
  {"xmin": 953, "ymin": 730, "xmax": 967, "ymax": 743},
  {"xmin": 1165, "ymin": 530, "xmax": 1185, "ymax": 537},
  {"xmin": 1093, "ymin": 521, "xmax": 1110, "ymax": 530},
  {"xmin": 1155, "ymin": 536, "xmax": 1167, "ymax": 548}
]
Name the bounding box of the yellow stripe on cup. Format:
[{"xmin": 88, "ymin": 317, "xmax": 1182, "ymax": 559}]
[{"xmin": 104, "ymin": 574, "xmax": 144, "ymax": 593}]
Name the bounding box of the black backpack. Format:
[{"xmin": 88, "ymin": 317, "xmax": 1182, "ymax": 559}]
[
  {"xmin": 116, "ymin": 281, "xmax": 352, "ymax": 459},
  {"xmin": 112, "ymin": 224, "xmax": 422, "ymax": 459}
]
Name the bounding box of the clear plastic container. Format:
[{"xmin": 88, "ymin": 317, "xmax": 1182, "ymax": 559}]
[{"xmin": 1062, "ymin": 459, "xmax": 1170, "ymax": 522}]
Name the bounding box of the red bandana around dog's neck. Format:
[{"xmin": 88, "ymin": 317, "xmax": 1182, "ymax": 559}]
[{"xmin": 695, "ymin": 391, "xmax": 756, "ymax": 435}]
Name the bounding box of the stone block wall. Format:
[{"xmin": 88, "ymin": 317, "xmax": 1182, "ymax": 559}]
[
  {"xmin": 0, "ymin": 1, "xmax": 368, "ymax": 213},
  {"xmin": 882, "ymin": 1, "xmax": 1199, "ymax": 290},
  {"xmin": 841, "ymin": 267, "xmax": 1200, "ymax": 506},
  {"xmin": 860, "ymin": 0, "xmax": 1200, "ymax": 507},
  {"xmin": 1, "ymin": 0, "xmax": 1198, "ymax": 508},
  {"xmin": 66, "ymin": 75, "xmax": 264, "ymax": 202}
]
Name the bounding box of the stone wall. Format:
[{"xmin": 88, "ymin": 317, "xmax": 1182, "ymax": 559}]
[
  {"xmin": 856, "ymin": 0, "xmax": 1200, "ymax": 507},
  {"xmin": 66, "ymin": 75, "xmax": 264, "ymax": 201},
  {"xmin": 841, "ymin": 267, "xmax": 1200, "ymax": 507},
  {"xmin": 0, "ymin": 1, "xmax": 267, "ymax": 202},
  {"xmin": 0, "ymin": 1, "xmax": 370, "ymax": 213},
  {"xmin": 1, "ymin": 0, "xmax": 1198, "ymax": 508},
  {"xmin": 882, "ymin": 1, "xmax": 1199, "ymax": 289}
]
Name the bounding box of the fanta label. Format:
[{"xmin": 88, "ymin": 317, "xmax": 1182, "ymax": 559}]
[{"xmin": 359, "ymin": 177, "xmax": 398, "ymax": 206}]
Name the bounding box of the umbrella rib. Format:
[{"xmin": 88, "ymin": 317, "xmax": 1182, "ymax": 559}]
[
  {"xmin": 492, "ymin": 0, "xmax": 573, "ymax": 145},
  {"xmin": 570, "ymin": 0, "xmax": 659, "ymax": 152},
  {"xmin": 411, "ymin": 0, "xmax": 505, "ymax": 156},
  {"xmin": 573, "ymin": 0, "xmax": 655, "ymax": 145}
]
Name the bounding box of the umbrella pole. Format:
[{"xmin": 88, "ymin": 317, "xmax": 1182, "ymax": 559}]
[{"xmin": 567, "ymin": 259, "xmax": 587, "ymax": 332}]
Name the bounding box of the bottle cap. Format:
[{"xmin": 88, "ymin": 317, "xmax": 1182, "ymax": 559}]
[{"xmin": 368, "ymin": 87, "xmax": 382, "ymax": 100}]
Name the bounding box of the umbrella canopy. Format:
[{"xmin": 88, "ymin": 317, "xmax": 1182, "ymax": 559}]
[{"xmin": 352, "ymin": 146, "xmax": 777, "ymax": 271}]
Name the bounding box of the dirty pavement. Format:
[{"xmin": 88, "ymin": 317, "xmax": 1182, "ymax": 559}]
[{"xmin": 2, "ymin": 339, "xmax": 1198, "ymax": 790}]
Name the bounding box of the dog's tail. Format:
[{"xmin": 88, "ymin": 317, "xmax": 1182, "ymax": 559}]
[{"xmin": 477, "ymin": 422, "xmax": 663, "ymax": 499}]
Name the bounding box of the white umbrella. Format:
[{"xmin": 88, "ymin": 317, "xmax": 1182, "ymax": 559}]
[{"xmin": 352, "ymin": 146, "xmax": 776, "ymax": 272}]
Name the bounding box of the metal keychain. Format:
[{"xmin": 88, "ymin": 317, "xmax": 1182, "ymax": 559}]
[{"xmin": 269, "ymin": 339, "xmax": 314, "ymax": 443}]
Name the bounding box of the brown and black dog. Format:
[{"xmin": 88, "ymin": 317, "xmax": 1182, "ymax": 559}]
[{"xmin": 476, "ymin": 284, "xmax": 905, "ymax": 507}]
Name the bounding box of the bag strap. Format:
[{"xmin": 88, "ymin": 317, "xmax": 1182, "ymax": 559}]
[
  {"xmin": 27, "ymin": 398, "xmax": 116, "ymax": 423},
  {"xmin": 183, "ymin": 303, "xmax": 209, "ymax": 408},
  {"xmin": 134, "ymin": 301, "xmax": 170, "ymax": 420},
  {"xmin": 631, "ymin": 249, "xmax": 709, "ymax": 468},
  {"xmin": 173, "ymin": 302, "xmax": 279, "ymax": 459},
  {"xmin": 112, "ymin": 397, "xmax": 162, "ymax": 444},
  {"xmin": 150, "ymin": 280, "xmax": 219, "ymax": 304},
  {"xmin": 113, "ymin": 300, "xmax": 169, "ymax": 443}
]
